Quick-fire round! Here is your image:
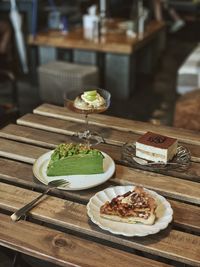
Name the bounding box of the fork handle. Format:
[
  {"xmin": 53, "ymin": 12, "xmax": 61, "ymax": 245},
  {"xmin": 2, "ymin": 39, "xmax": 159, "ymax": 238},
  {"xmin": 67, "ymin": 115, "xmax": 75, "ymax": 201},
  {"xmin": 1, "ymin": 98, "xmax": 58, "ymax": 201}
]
[{"xmin": 10, "ymin": 188, "xmax": 50, "ymax": 222}]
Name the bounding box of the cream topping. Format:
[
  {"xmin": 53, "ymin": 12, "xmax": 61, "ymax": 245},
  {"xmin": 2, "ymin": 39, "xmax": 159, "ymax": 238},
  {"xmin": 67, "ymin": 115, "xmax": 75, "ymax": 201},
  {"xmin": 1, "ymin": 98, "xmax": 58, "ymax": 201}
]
[{"xmin": 81, "ymin": 92, "xmax": 105, "ymax": 108}]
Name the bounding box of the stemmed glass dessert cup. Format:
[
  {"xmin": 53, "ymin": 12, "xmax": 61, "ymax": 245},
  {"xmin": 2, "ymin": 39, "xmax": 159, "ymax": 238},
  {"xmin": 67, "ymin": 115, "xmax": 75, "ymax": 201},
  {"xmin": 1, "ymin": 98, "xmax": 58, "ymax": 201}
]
[{"xmin": 64, "ymin": 87, "xmax": 111, "ymax": 145}]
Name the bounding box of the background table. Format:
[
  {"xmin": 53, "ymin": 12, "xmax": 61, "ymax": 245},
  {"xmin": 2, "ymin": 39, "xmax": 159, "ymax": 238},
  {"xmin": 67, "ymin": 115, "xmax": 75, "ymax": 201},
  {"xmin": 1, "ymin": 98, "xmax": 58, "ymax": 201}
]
[
  {"xmin": 28, "ymin": 20, "xmax": 166, "ymax": 99},
  {"xmin": 0, "ymin": 103, "xmax": 199, "ymax": 267}
]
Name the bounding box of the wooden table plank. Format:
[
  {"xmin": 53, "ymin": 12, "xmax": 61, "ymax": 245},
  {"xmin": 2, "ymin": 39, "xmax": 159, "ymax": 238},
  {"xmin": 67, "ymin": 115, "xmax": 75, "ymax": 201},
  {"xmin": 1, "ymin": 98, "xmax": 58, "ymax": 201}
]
[
  {"xmin": 2, "ymin": 123, "xmax": 200, "ymax": 184},
  {"xmin": 28, "ymin": 21, "xmax": 165, "ymax": 54},
  {"xmin": 0, "ymin": 138, "xmax": 200, "ymax": 204},
  {"xmin": 114, "ymin": 165, "xmax": 200, "ymax": 205},
  {"xmin": 0, "ymin": 159, "xmax": 199, "ymax": 233},
  {"xmin": 16, "ymin": 113, "xmax": 200, "ymax": 163},
  {"xmin": 0, "ymin": 138, "xmax": 49, "ymax": 164},
  {"xmin": 0, "ymin": 157, "xmax": 100, "ymax": 202},
  {"xmin": 33, "ymin": 103, "xmax": 200, "ymax": 146},
  {"xmin": 0, "ymin": 183, "xmax": 199, "ymax": 266},
  {"xmin": 170, "ymin": 199, "xmax": 200, "ymax": 233},
  {"xmin": 17, "ymin": 113, "xmax": 135, "ymax": 146},
  {"xmin": 0, "ymin": 124, "xmax": 121, "ymax": 161},
  {"xmin": 0, "ymin": 214, "xmax": 168, "ymax": 267},
  {"xmin": 1, "ymin": 124, "xmax": 200, "ymax": 185},
  {"xmin": 1, "ymin": 103, "xmax": 200, "ymax": 267},
  {"xmin": 0, "ymin": 124, "xmax": 67, "ymax": 149}
]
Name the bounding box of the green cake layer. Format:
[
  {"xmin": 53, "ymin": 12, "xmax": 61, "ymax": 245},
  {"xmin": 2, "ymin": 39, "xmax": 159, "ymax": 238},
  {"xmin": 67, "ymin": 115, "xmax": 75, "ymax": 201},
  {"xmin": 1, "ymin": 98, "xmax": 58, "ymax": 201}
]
[{"xmin": 46, "ymin": 143, "xmax": 104, "ymax": 176}]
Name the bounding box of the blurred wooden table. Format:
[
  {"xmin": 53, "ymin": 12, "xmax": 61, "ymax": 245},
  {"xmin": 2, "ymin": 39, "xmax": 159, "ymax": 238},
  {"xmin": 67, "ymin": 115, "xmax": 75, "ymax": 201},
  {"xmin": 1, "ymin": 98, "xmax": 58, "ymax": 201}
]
[
  {"xmin": 28, "ymin": 20, "xmax": 166, "ymax": 99},
  {"xmin": 0, "ymin": 103, "xmax": 199, "ymax": 266},
  {"xmin": 28, "ymin": 20, "xmax": 165, "ymax": 54}
]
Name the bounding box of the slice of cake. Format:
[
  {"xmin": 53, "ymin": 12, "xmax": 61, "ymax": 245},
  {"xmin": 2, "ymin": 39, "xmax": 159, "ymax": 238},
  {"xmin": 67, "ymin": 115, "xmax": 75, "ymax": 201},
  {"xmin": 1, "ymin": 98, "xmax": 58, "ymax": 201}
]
[
  {"xmin": 136, "ymin": 132, "xmax": 178, "ymax": 163},
  {"xmin": 100, "ymin": 186, "xmax": 157, "ymax": 225},
  {"xmin": 47, "ymin": 143, "xmax": 104, "ymax": 176}
]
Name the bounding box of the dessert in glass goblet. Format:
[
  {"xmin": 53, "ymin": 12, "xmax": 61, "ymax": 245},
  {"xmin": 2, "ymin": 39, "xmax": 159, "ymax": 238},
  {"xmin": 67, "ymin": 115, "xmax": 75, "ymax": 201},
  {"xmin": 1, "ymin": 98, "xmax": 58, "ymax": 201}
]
[{"xmin": 64, "ymin": 88, "xmax": 111, "ymax": 145}]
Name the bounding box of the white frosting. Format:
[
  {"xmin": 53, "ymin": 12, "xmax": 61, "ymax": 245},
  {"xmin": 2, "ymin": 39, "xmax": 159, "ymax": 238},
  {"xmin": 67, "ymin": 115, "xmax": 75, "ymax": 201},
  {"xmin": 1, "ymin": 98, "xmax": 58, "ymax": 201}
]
[{"xmin": 81, "ymin": 92, "xmax": 105, "ymax": 108}]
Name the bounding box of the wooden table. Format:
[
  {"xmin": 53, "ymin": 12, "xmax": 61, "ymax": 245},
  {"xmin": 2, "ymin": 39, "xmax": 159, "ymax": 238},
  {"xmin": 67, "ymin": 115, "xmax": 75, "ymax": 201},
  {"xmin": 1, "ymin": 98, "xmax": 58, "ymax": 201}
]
[
  {"xmin": 0, "ymin": 103, "xmax": 200, "ymax": 267},
  {"xmin": 28, "ymin": 20, "xmax": 166, "ymax": 99}
]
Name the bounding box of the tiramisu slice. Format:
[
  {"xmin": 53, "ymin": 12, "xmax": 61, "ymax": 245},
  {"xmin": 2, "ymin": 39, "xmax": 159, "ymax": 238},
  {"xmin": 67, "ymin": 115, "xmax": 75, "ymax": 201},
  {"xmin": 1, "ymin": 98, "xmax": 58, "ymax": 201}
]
[
  {"xmin": 100, "ymin": 186, "xmax": 157, "ymax": 225},
  {"xmin": 136, "ymin": 132, "xmax": 177, "ymax": 163}
]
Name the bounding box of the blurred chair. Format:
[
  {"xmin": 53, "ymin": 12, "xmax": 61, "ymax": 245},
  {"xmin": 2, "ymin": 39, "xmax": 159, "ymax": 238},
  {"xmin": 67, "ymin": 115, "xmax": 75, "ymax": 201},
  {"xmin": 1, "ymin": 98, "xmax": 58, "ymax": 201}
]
[
  {"xmin": 38, "ymin": 61, "xmax": 99, "ymax": 105},
  {"xmin": 173, "ymin": 89, "xmax": 200, "ymax": 131},
  {"xmin": 0, "ymin": 20, "xmax": 19, "ymax": 127},
  {"xmin": 176, "ymin": 43, "xmax": 200, "ymax": 95}
]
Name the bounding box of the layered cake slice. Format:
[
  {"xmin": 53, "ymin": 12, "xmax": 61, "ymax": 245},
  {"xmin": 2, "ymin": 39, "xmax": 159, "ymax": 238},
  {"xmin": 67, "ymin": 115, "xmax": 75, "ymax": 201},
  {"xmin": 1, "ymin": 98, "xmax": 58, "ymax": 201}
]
[
  {"xmin": 100, "ymin": 186, "xmax": 157, "ymax": 225},
  {"xmin": 136, "ymin": 132, "xmax": 178, "ymax": 163},
  {"xmin": 47, "ymin": 143, "xmax": 104, "ymax": 176}
]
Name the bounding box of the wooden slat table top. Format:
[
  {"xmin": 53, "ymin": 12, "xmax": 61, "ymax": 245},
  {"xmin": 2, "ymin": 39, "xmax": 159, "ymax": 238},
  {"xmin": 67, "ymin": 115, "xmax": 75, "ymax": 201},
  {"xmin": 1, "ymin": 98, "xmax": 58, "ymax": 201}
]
[
  {"xmin": 1, "ymin": 212, "xmax": 170, "ymax": 267},
  {"xmin": 0, "ymin": 103, "xmax": 200, "ymax": 267},
  {"xmin": 28, "ymin": 20, "xmax": 165, "ymax": 55},
  {"xmin": 0, "ymin": 137, "xmax": 199, "ymax": 204},
  {"xmin": 32, "ymin": 103, "xmax": 200, "ymax": 146},
  {"xmin": 0, "ymin": 157, "xmax": 200, "ymax": 234},
  {"xmin": 0, "ymin": 182, "xmax": 200, "ymax": 266},
  {"xmin": 13, "ymin": 115, "xmax": 200, "ymax": 184}
]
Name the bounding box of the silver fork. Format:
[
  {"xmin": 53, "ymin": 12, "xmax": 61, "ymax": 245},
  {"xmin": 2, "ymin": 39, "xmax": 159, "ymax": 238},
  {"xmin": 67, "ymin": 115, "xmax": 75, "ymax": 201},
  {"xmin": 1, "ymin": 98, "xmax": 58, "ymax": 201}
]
[{"xmin": 11, "ymin": 179, "xmax": 69, "ymax": 222}]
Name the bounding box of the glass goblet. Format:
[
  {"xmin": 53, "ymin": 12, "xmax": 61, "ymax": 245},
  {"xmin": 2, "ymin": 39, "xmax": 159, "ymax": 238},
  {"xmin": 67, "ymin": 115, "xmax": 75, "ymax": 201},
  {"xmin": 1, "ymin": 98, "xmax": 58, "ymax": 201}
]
[{"xmin": 64, "ymin": 87, "xmax": 111, "ymax": 145}]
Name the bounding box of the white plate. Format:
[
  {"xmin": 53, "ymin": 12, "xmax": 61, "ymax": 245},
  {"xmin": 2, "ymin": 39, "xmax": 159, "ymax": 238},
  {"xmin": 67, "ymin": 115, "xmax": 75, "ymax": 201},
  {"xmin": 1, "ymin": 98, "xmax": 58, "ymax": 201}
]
[
  {"xmin": 33, "ymin": 151, "xmax": 115, "ymax": 191},
  {"xmin": 87, "ymin": 186, "xmax": 173, "ymax": 237}
]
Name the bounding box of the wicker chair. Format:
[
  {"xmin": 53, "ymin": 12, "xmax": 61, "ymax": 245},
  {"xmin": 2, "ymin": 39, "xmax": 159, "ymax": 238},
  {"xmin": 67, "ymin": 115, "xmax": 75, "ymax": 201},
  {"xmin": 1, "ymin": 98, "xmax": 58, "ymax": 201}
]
[{"xmin": 38, "ymin": 61, "xmax": 99, "ymax": 105}]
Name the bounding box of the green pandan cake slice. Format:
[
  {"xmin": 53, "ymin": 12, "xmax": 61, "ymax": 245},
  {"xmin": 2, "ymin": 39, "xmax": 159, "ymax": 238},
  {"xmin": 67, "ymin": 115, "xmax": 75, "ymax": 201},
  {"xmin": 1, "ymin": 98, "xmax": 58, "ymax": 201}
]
[{"xmin": 46, "ymin": 143, "xmax": 104, "ymax": 176}]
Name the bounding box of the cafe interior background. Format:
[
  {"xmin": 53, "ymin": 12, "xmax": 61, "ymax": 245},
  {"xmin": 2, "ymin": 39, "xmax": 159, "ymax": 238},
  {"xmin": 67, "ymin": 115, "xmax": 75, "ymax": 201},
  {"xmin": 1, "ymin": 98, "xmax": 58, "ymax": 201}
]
[
  {"xmin": 0, "ymin": 0, "xmax": 200, "ymax": 266},
  {"xmin": 0, "ymin": 0, "xmax": 200, "ymax": 130}
]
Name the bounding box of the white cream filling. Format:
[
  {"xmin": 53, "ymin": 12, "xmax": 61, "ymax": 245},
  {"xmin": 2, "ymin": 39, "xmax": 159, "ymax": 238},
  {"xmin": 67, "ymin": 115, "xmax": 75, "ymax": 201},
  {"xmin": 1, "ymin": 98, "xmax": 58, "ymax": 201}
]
[{"xmin": 136, "ymin": 141, "xmax": 177, "ymax": 163}]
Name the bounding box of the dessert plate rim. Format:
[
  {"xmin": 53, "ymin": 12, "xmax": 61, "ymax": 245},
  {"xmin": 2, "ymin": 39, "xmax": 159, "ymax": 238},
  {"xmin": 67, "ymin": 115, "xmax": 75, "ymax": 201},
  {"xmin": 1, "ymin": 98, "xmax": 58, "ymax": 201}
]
[
  {"xmin": 87, "ymin": 185, "xmax": 173, "ymax": 237},
  {"xmin": 33, "ymin": 150, "xmax": 115, "ymax": 191}
]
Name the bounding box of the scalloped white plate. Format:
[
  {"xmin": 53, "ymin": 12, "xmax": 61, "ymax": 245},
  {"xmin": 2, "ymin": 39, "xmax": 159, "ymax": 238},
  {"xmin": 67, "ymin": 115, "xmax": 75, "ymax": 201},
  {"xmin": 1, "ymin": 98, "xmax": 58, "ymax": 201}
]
[
  {"xmin": 33, "ymin": 151, "xmax": 115, "ymax": 191},
  {"xmin": 87, "ymin": 186, "xmax": 173, "ymax": 237}
]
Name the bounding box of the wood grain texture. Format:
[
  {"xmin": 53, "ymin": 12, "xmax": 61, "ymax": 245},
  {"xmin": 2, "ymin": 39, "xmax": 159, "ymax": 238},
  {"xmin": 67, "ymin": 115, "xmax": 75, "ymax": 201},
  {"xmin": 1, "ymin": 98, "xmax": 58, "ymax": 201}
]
[
  {"xmin": 0, "ymin": 129, "xmax": 121, "ymax": 167},
  {"xmin": 0, "ymin": 157, "xmax": 97, "ymax": 202},
  {"xmin": 0, "ymin": 214, "xmax": 169, "ymax": 267},
  {"xmin": 2, "ymin": 123, "xmax": 200, "ymax": 184},
  {"xmin": 0, "ymin": 183, "xmax": 199, "ymax": 266},
  {"xmin": 0, "ymin": 160, "xmax": 199, "ymax": 233},
  {"xmin": 114, "ymin": 165, "xmax": 200, "ymax": 204},
  {"xmin": 1, "ymin": 103, "xmax": 200, "ymax": 267},
  {"xmin": 28, "ymin": 21, "xmax": 165, "ymax": 54},
  {"xmin": 170, "ymin": 199, "xmax": 200, "ymax": 233},
  {"xmin": 0, "ymin": 124, "xmax": 122, "ymax": 161},
  {"xmin": 0, "ymin": 158, "xmax": 34, "ymax": 185},
  {"xmin": 0, "ymin": 124, "xmax": 67, "ymax": 149},
  {"xmin": 15, "ymin": 113, "xmax": 200, "ymax": 163},
  {"xmin": 0, "ymin": 138, "xmax": 200, "ymax": 204},
  {"xmin": 16, "ymin": 113, "xmax": 135, "ymax": 146},
  {"xmin": 0, "ymin": 138, "xmax": 48, "ymax": 164},
  {"xmin": 33, "ymin": 103, "xmax": 200, "ymax": 146},
  {"xmin": 0, "ymin": 138, "xmax": 49, "ymax": 164}
]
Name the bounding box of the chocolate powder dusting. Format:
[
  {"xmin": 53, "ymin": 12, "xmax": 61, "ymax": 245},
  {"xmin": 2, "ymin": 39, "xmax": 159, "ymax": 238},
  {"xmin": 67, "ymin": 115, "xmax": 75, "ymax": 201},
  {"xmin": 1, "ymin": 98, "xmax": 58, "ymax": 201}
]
[
  {"xmin": 137, "ymin": 131, "xmax": 177, "ymax": 149},
  {"xmin": 148, "ymin": 136, "xmax": 166, "ymax": 144}
]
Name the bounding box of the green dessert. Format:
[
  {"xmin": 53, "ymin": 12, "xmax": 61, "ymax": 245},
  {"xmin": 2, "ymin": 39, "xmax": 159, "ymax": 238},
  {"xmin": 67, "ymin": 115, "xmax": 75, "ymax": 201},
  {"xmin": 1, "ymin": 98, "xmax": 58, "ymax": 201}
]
[{"xmin": 47, "ymin": 143, "xmax": 104, "ymax": 176}]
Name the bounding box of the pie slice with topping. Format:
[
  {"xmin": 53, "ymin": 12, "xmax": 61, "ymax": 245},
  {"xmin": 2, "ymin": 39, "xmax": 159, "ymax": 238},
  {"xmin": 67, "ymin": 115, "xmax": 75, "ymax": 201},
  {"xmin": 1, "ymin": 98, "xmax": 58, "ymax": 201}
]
[{"xmin": 100, "ymin": 186, "xmax": 157, "ymax": 225}]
